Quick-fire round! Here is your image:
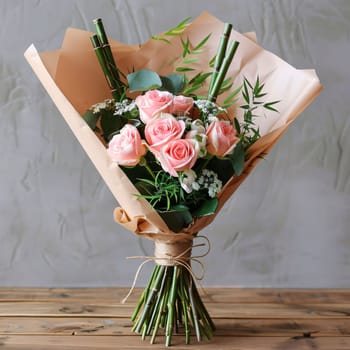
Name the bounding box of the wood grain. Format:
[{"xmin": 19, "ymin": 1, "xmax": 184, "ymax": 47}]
[{"xmin": 0, "ymin": 288, "xmax": 349, "ymax": 349}]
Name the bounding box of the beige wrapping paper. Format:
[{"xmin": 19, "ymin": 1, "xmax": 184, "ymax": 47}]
[{"xmin": 24, "ymin": 12, "xmax": 322, "ymax": 240}]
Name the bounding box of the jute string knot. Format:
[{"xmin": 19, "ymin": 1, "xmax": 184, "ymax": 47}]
[
  {"xmin": 121, "ymin": 235, "xmax": 210, "ymax": 304},
  {"xmin": 154, "ymin": 240, "xmax": 193, "ymax": 266}
]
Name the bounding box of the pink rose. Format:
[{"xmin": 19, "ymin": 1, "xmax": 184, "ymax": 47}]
[
  {"xmin": 145, "ymin": 113, "xmax": 185, "ymax": 152},
  {"xmin": 135, "ymin": 90, "xmax": 173, "ymax": 123},
  {"xmin": 170, "ymin": 95, "xmax": 194, "ymax": 115},
  {"xmin": 107, "ymin": 124, "xmax": 146, "ymax": 166},
  {"xmin": 158, "ymin": 139, "xmax": 198, "ymax": 177},
  {"xmin": 206, "ymin": 121, "xmax": 239, "ymax": 157}
]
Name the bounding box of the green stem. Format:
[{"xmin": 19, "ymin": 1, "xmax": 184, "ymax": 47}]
[
  {"xmin": 198, "ymin": 154, "xmax": 213, "ymax": 173},
  {"xmin": 192, "ymin": 282, "xmax": 216, "ymax": 332},
  {"xmin": 132, "ymin": 265, "xmax": 159, "ymax": 331},
  {"xmin": 134, "ymin": 265, "xmax": 163, "ymax": 333},
  {"xmin": 150, "ymin": 277, "xmax": 169, "ymax": 344},
  {"xmin": 146, "ymin": 266, "xmax": 168, "ymax": 335},
  {"xmin": 166, "ymin": 265, "xmax": 179, "ymax": 347},
  {"xmin": 188, "ymin": 277, "xmax": 201, "ymax": 342},
  {"xmin": 179, "ymin": 269, "xmax": 190, "ymax": 344},
  {"xmin": 144, "ymin": 162, "xmax": 156, "ymax": 179},
  {"xmin": 131, "ymin": 289, "xmax": 146, "ymax": 322}
]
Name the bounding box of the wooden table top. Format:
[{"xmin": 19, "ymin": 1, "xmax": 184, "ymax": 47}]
[{"xmin": 0, "ymin": 288, "xmax": 349, "ymax": 349}]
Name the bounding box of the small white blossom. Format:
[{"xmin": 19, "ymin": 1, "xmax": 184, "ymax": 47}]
[
  {"xmin": 195, "ymin": 169, "xmax": 222, "ymax": 198},
  {"xmin": 207, "ymin": 114, "xmax": 219, "ymax": 123},
  {"xmin": 179, "ymin": 169, "xmax": 197, "ymax": 193},
  {"xmin": 114, "ymin": 99, "xmax": 137, "ymax": 116},
  {"xmin": 194, "ymin": 99, "xmax": 227, "ymax": 124},
  {"xmin": 177, "ymin": 116, "xmax": 194, "ymax": 129},
  {"xmin": 91, "ymin": 99, "xmax": 114, "ymax": 113},
  {"xmin": 192, "ymin": 181, "xmax": 200, "ymax": 191},
  {"xmin": 190, "ymin": 119, "xmax": 206, "ymax": 133},
  {"xmin": 186, "ymin": 129, "xmax": 207, "ymax": 158}
]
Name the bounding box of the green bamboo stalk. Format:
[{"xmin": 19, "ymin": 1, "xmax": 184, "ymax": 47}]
[
  {"xmin": 208, "ymin": 40, "xmax": 240, "ymax": 102},
  {"xmin": 165, "ymin": 265, "xmax": 179, "ymax": 347},
  {"xmin": 90, "ymin": 34, "xmax": 120, "ymax": 101},
  {"xmin": 93, "ymin": 18, "xmax": 116, "ymax": 68},
  {"xmin": 208, "ymin": 23, "xmax": 232, "ymax": 95},
  {"xmin": 93, "ymin": 18, "xmax": 123, "ymax": 99}
]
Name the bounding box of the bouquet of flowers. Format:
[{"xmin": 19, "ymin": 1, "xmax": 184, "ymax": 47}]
[{"xmin": 25, "ymin": 12, "xmax": 322, "ymax": 346}]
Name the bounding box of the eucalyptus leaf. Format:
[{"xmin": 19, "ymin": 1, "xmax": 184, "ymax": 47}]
[
  {"xmin": 230, "ymin": 141, "xmax": 245, "ymax": 175},
  {"xmin": 127, "ymin": 69, "xmax": 162, "ymax": 92},
  {"xmin": 192, "ymin": 197, "xmax": 218, "ymax": 218},
  {"xmin": 158, "ymin": 207, "xmax": 193, "ymax": 233},
  {"xmin": 82, "ymin": 110, "xmax": 99, "ymax": 130},
  {"xmin": 100, "ymin": 110, "xmax": 127, "ymax": 142},
  {"xmin": 160, "ymin": 74, "xmax": 184, "ymax": 94}
]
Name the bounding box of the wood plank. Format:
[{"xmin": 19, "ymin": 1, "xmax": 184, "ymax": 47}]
[
  {"xmin": 1, "ymin": 301, "xmax": 350, "ymax": 318},
  {"xmin": 0, "ymin": 317, "xmax": 350, "ymax": 337},
  {"xmin": 1, "ymin": 335, "xmax": 350, "ymax": 349},
  {"xmin": 1, "ymin": 288, "xmax": 350, "ymax": 304}
]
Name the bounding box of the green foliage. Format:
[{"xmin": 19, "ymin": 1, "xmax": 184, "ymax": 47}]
[
  {"xmin": 127, "ymin": 69, "xmax": 162, "ymax": 92},
  {"xmin": 158, "ymin": 205, "xmax": 193, "ymax": 233},
  {"xmin": 82, "ymin": 110, "xmax": 99, "ymax": 130},
  {"xmin": 239, "ymin": 76, "xmax": 280, "ymax": 150},
  {"xmin": 192, "ymin": 197, "xmax": 218, "ymax": 217},
  {"xmin": 100, "ymin": 109, "xmax": 127, "ymax": 142},
  {"xmin": 136, "ymin": 171, "xmax": 185, "ymax": 211},
  {"xmin": 173, "ymin": 33, "xmax": 212, "ymax": 95},
  {"xmin": 182, "ymin": 72, "xmax": 212, "ymax": 95},
  {"xmin": 221, "ymin": 84, "xmax": 242, "ymax": 109},
  {"xmin": 160, "ymin": 74, "xmax": 185, "ymax": 95},
  {"xmin": 228, "ymin": 141, "xmax": 245, "ymax": 176},
  {"xmin": 151, "ymin": 17, "xmax": 191, "ymax": 43}
]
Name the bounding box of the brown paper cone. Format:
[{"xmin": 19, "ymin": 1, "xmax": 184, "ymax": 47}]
[{"xmin": 24, "ymin": 12, "xmax": 322, "ymax": 239}]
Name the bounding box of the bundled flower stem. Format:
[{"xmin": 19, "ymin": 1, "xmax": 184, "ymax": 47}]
[{"xmin": 131, "ymin": 263, "xmax": 215, "ymax": 345}]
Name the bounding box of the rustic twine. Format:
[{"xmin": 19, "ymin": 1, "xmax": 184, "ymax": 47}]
[
  {"xmin": 154, "ymin": 240, "xmax": 193, "ymax": 266},
  {"xmin": 121, "ymin": 235, "xmax": 210, "ymax": 304}
]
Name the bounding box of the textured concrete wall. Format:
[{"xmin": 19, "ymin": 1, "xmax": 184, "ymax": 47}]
[{"xmin": 1, "ymin": 0, "xmax": 349, "ymax": 287}]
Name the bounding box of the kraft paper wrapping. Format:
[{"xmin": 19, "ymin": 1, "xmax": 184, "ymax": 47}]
[{"xmin": 24, "ymin": 12, "xmax": 322, "ymax": 242}]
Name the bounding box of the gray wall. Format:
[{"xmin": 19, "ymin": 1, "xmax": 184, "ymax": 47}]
[{"xmin": 1, "ymin": 0, "xmax": 349, "ymax": 287}]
